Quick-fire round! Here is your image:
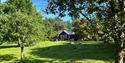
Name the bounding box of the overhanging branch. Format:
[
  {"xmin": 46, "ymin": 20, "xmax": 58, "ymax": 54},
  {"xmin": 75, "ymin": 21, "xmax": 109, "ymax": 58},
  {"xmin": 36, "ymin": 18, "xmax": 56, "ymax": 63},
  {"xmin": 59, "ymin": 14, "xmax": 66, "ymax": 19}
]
[
  {"xmin": 79, "ymin": 11, "xmax": 91, "ymax": 21},
  {"xmin": 66, "ymin": 2, "xmax": 91, "ymax": 21}
]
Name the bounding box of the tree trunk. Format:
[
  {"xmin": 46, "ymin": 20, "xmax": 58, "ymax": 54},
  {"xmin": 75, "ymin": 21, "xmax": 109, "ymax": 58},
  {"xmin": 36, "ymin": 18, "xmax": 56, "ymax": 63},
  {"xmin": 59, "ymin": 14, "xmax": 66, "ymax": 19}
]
[
  {"xmin": 115, "ymin": 43, "xmax": 124, "ymax": 63},
  {"xmin": 20, "ymin": 42, "xmax": 24, "ymax": 60},
  {"xmin": 20, "ymin": 35, "xmax": 25, "ymax": 60},
  {"xmin": 113, "ymin": 0, "xmax": 125, "ymax": 62},
  {"xmin": 114, "ymin": 32, "xmax": 124, "ymax": 63},
  {"xmin": 18, "ymin": 38, "xmax": 20, "ymax": 46}
]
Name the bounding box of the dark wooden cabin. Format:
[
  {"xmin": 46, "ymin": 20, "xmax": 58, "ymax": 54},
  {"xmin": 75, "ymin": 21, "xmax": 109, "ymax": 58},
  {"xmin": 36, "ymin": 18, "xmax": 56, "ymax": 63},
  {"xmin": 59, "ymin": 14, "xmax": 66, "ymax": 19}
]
[{"xmin": 58, "ymin": 30, "xmax": 75, "ymax": 41}]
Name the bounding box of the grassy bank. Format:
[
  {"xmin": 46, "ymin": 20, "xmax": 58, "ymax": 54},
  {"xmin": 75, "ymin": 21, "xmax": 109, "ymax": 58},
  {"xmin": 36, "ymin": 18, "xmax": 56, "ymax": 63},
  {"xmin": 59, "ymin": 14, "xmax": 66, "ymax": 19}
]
[{"xmin": 0, "ymin": 41, "xmax": 115, "ymax": 63}]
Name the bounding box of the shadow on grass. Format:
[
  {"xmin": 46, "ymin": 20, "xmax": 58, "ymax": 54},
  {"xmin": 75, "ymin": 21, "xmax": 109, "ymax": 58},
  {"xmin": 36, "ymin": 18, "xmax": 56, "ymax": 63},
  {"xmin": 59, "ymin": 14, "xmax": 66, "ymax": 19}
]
[
  {"xmin": 0, "ymin": 54, "xmax": 17, "ymax": 62},
  {"xmin": 30, "ymin": 42, "xmax": 114, "ymax": 62},
  {"xmin": 0, "ymin": 45, "xmax": 19, "ymax": 49},
  {"xmin": 13, "ymin": 59, "xmax": 47, "ymax": 63}
]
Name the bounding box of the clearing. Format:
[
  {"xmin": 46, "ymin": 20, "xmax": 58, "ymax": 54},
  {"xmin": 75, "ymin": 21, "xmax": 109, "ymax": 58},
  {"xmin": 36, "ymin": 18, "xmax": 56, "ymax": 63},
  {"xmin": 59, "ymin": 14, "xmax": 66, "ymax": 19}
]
[{"xmin": 0, "ymin": 41, "xmax": 115, "ymax": 63}]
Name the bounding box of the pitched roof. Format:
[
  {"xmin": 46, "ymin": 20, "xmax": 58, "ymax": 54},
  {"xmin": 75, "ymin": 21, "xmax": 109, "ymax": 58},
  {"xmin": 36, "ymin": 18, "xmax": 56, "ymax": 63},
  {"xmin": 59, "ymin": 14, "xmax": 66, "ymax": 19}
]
[{"xmin": 58, "ymin": 30, "xmax": 75, "ymax": 35}]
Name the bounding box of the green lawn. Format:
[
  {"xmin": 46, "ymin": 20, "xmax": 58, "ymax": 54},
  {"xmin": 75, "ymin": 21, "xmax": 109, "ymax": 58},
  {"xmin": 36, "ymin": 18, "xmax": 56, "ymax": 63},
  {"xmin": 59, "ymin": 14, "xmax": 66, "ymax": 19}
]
[{"xmin": 0, "ymin": 41, "xmax": 115, "ymax": 63}]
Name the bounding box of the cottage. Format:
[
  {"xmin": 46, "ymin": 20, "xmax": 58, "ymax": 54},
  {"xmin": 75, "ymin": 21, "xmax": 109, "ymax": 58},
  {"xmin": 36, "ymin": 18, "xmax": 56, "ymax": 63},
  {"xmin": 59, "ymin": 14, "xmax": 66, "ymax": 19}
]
[{"xmin": 58, "ymin": 30, "xmax": 75, "ymax": 41}]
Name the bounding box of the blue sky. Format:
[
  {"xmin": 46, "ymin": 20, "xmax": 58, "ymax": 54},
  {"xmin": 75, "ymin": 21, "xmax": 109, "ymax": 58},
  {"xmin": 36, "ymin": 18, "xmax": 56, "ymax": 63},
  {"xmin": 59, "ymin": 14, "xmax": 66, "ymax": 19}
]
[
  {"xmin": 1, "ymin": 0, "xmax": 6, "ymax": 3},
  {"xmin": 1, "ymin": 0, "xmax": 71, "ymax": 21},
  {"xmin": 31, "ymin": 0, "xmax": 71, "ymax": 21}
]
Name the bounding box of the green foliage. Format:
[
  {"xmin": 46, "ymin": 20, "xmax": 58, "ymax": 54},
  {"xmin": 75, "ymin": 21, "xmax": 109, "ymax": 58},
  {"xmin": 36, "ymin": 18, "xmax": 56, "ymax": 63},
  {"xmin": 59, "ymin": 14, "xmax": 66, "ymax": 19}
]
[
  {"xmin": 45, "ymin": 0, "xmax": 109, "ymax": 41},
  {"xmin": 23, "ymin": 12, "xmax": 44, "ymax": 45},
  {"xmin": 66, "ymin": 20, "xmax": 72, "ymax": 31},
  {"xmin": 3, "ymin": 0, "xmax": 35, "ymax": 14},
  {"xmin": 45, "ymin": 0, "xmax": 125, "ymax": 62},
  {"xmin": 0, "ymin": 13, "xmax": 10, "ymax": 44},
  {"xmin": 45, "ymin": 0, "xmax": 108, "ymax": 21},
  {"xmin": 72, "ymin": 18, "xmax": 104, "ymax": 41},
  {"xmin": 44, "ymin": 17, "xmax": 69, "ymax": 31},
  {"xmin": 0, "ymin": 0, "xmax": 46, "ymax": 45},
  {"xmin": 0, "ymin": 0, "xmax": 3, "ymax": 15},
  {"xmin": 0, "ymin": 0, "xmax": 4, "ymax": 44},
  {"xmin": 73, "ymin": 18, "xmax": 90, "ymax": 41},
  {"xmin": 43, "ymin": 20, "xmax": 55, "ymax": 41},
  {"xmin": 0, "ymin": 11, "xmax": 44, "ymax": 45}
]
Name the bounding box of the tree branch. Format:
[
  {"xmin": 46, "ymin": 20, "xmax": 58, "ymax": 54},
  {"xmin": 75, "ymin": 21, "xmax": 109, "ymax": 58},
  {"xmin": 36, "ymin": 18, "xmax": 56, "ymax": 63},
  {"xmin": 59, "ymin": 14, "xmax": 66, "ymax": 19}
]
[
  {"xmin": 79, "ymin": 11, "xmax": 91, "ymax": 21},
  {"xmin": 66, "ymin": 2, "xmax": 91, "ymax": 21}
]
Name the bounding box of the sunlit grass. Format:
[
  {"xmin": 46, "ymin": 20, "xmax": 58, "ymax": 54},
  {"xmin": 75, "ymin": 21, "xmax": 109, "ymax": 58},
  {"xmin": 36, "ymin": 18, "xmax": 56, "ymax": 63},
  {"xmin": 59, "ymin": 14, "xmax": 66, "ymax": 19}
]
[{"xmin": 0, "ymin": 41, "xmax": 115, "ymax": 63}]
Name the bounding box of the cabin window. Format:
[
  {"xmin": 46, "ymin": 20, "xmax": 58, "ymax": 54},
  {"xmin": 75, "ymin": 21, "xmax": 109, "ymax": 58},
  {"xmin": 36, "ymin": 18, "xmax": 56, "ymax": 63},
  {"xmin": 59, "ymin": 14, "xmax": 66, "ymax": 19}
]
[{"xmin": 64, "ymin": 35, "xmax": 67, "ymax": 39}]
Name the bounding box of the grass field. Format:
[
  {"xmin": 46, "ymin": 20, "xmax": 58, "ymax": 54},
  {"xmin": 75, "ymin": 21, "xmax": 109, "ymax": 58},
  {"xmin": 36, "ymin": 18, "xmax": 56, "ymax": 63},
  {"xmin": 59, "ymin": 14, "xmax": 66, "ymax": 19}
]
[{"xmin": 0, "ymin": 41, "xmax": 116, "ymax": 63}]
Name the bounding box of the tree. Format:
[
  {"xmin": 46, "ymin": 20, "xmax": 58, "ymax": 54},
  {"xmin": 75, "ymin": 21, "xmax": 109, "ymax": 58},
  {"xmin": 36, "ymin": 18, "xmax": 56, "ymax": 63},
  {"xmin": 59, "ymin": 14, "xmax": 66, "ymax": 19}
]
[
  {"xmin": 43, "ymin": 20, "xmax": 55, "ymax": 41},
  {"xmin": 3, "ymin": 0, "xmax": 35, "ymax": 14},
  {"xmin": 0, "ymin": 0, "xmax": 2, "ymax": 15},
  {"xmin": 72, "ymin": 18, "xmax": 91, "ymax": 41},
  {"xmin": 2, "ymin": 0, "xmax": 37, "ymax": 46},
  {"xmin": 66, "ymin": 20, "xmax": 72, "ymax": 31},
  {"xmin": 104, "ymin": 1, "xmax": 125, "ymax": 63},
  {"xmin": 73, "ymin": 17, "xmax": 104, "ymax": 41},
  {"xmin": 1, "ymin": 0, "xmax": 44, "ymax": 60},
  {"xmin": 90, "ymin": 17, "xmax": 104, "ymax": 41},
  {"xmin": 1, "ymin": 11, "xmax": 44, "ymax": 60},
  {"xmin": 45, "ymin": 0, "xmax": 125, "ymax": 63},
  {"xmin": 0, "ymin": 0, "xmax": 2, "ymax": 44},
  {"xmin": 44, "ymin": 17, "xmax": 69, "ymax": 31},
  {"xmin": 0, "ymin": 0, "xmax": 7, "ymax": 44},
  {"xmin": 0, "ymin": 16, "xmax": 8, "ymax": 44}
]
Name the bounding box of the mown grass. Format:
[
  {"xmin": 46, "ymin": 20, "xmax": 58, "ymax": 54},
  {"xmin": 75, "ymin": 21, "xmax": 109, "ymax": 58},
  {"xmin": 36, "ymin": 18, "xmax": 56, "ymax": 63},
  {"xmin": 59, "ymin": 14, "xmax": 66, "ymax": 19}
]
[{"xmin": 0, "ymin": 41, "xmax": 116, "ymax": 63}]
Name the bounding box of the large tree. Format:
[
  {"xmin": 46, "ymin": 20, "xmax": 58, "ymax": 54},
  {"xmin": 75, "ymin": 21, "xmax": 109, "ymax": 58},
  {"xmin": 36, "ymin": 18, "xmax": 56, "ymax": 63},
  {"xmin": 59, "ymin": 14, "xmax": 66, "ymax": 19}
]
[
  {"xmin": 1, "ymin": 0, "xmax": 44, "ymax": 60},
  {"xmin": 45, "ymin": 0, "xmax": 125, "ymax": 63},
  {"xmin": 1, "ymin": 11, "xmax": 44, "ymax": 60},
  {"xmin": 2, "ymin": 0, "xmax": 37, "ymax": 46}
]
